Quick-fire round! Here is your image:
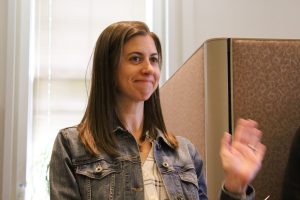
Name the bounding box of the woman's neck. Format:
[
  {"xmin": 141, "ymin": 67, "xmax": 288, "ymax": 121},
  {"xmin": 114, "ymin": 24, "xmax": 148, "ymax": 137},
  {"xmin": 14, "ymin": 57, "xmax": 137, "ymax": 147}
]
[{"xmin": 116, "ymin": 101, "xmax": 144, "ymax": 140}]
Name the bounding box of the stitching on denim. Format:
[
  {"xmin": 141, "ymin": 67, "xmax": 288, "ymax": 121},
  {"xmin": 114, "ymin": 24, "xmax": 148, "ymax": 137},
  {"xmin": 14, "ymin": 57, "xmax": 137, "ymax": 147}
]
[
  {"xmin": 87, "ymin": 178, "xmax": 91, "ymax": 200},
  {"xmin": 109, "ymin": 174, "xmax": 115, "ymax": 200}
]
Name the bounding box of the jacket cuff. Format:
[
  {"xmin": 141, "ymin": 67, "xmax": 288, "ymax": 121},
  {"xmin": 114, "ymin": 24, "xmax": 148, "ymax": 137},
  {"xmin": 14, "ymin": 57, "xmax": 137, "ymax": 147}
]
[{"xmin": 220, "ymin": 184, "xmax": 255, "ymax": 200}]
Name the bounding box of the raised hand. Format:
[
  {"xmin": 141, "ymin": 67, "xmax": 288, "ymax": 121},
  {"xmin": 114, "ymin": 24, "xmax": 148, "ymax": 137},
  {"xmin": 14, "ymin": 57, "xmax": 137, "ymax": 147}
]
[{"xmin": 220, "ymin": 119, "xmax": 266, "ymax": 195}]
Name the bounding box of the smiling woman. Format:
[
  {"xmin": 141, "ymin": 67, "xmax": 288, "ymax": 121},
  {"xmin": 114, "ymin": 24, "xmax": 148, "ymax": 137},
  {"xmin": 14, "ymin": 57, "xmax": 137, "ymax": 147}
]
[
  {"xmin": 50, "ymin": 21, "xmax": 180, "ymax": 200},
  {"xmin": 49, "ymin": 21, "xmax": 266, "ymax": 200}
]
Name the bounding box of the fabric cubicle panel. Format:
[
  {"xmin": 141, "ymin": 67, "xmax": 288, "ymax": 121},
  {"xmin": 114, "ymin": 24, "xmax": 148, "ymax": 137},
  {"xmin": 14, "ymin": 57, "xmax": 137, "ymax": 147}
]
[
  {"xmin": 231, "ymin": 39, "xmax": 300, "ymax": 200},
  {"xmin": 160, "ymin": 40, "xmax": 229, "ymax": 200},
  {"xmin": 160, "ymin": 46, "xmax": 206, "ymax": 163}
]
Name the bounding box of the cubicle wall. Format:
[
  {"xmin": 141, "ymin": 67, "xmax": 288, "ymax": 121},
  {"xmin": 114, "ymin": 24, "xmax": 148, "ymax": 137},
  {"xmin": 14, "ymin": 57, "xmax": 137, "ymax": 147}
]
[
  {"xmin": 160, "ymin": 45, "xmax": 206, "ymax": 161},
  {"xmin": 160, "ymin": 38, "xmax": 300, "ymax": 200},
  {"xmin": 231, "ymin": 39, "xmax": 300, "ymax": 199},
  {"xmin": 160, "ymin": 39, "xmax": 229, "ymax": 199}
]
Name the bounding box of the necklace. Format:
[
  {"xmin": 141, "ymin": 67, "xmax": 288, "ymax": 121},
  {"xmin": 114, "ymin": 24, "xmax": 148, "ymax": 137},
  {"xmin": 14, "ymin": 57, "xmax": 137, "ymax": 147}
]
[
  {"xmin": 138, "ymin": 131, "xmax": 153, "ymax": 154},
  {"xmin": 138, "ymin": 131, "xmax": 152, "ymax": 152}
]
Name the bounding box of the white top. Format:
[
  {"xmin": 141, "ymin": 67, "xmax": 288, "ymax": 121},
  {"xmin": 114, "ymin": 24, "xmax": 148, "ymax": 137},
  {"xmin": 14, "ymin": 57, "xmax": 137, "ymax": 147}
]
[{"xmin": 142, "ymin": 144, "xmax": 169, "ymax": 200}]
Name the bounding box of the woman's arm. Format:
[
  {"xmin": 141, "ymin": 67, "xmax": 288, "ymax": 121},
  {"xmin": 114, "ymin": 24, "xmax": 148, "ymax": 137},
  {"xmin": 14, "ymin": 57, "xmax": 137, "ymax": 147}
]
[
  {"xmin": 49, "ymin": 131, "xmax": 81, "ymax": 200},
  {"xmin": 191, "ymin": 147, "xmax": 208, "ymax": 200}
]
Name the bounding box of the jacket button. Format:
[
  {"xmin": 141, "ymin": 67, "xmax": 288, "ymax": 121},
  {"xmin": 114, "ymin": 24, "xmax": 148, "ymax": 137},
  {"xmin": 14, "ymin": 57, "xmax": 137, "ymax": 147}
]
[
  {"xmin": 95, "ymin": 164, "xmax": 103, "ymax": 173},
  {"xmin": 162, "ymin": 162, "xmax": 169, "ymax": 168}
]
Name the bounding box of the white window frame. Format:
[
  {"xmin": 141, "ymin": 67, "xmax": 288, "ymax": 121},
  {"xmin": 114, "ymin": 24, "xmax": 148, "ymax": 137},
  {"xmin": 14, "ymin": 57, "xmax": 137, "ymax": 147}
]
[{"xmin": 2, "ymin": 0, "xmax": 33, "ymax": 199}]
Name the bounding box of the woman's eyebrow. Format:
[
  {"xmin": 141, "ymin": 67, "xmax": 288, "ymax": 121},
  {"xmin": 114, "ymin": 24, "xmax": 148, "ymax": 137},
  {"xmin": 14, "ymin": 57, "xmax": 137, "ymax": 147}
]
[
  {"xmin": 127, "ymin": 51, "xmax": 143, "ymax": 55},
  {"xmin": 126, "ymin": 52, "xmax": 158, "ymax": 57}
]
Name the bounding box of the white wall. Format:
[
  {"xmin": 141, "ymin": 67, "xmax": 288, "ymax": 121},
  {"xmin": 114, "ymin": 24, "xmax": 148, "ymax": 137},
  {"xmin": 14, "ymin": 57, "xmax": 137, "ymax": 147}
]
[{"xmin": 168, "ymin": 0, "xmax": 300, "ymax": 75}]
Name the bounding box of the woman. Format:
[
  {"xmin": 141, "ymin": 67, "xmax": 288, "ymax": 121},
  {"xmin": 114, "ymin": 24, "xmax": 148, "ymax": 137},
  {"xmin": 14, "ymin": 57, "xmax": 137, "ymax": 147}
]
[{"xmin": 50, "ymin": 21, "xmax": 266, "ymax": 200}]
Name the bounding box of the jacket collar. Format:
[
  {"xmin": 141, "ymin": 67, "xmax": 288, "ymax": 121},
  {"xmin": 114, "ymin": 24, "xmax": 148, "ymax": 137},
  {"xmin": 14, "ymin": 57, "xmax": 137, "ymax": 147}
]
[
  {"xmin": 113, "ymin": 125, "xmax": 174, "ymax": 149},
  {"xmin": 155, "ymin": 129, "xmax": 174, "ymax": 148}
]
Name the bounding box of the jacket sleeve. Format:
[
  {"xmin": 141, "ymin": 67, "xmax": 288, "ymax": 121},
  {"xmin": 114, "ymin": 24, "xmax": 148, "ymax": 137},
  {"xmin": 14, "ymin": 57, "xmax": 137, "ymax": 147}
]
[
  {"xmin": 188, "ymin": 141, "xmax": 208, "ymax": 200},
  {"xmin": 49, "ymin": 130, "xmax": 81, "ymax": 200},
  {"xmin": 220, "ymin": 185, "xmax": 255, "ymax": 200}
]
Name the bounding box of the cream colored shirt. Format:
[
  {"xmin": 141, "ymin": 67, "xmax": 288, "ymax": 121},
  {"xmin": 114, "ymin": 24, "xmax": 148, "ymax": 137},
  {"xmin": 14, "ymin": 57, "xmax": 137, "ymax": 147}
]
[{"xmin": 142, "ymin": 144, "xmax": 169, "ymax": 200}]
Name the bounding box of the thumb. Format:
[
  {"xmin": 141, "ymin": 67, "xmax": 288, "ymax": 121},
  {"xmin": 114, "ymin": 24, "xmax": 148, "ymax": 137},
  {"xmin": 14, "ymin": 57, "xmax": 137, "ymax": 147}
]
[{"xmin": 220, "ymin": 132, "xmax": 232, "ymax": 155}]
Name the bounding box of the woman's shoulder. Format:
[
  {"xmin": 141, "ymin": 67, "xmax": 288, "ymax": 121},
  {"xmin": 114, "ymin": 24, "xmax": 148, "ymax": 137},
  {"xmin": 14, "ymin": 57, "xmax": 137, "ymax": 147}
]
[
  {"xmin": 171, "ymin": 135, "xmax": 204, "ymax": 168},
  {"xmin": 58, "ymin": 126, "xmax": 80, "ymax": 139},
  {"xmin": 54, "ymin": 126, "xmax": 92, "ymax": 159},
  {"xmin": 56, "ymin": 126, "xmax": 82, "ymax": 146},
  {"xmin": 173, "ymin": 135, "xmax": 199, "ymax": 156},
  {"xmin": 175, "ymin": 135, "xmax": 194, "ymax": 146}
]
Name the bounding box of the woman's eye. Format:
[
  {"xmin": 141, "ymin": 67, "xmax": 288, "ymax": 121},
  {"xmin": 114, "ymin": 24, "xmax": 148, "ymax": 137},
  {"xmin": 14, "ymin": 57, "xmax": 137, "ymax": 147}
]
[
  {"xmin": 150, "ymin": 57, "xmax": 159, "ymax": 64},
  {"xmin": 130, "ymin": 56, "xmax": 141, "ymax": 63}
]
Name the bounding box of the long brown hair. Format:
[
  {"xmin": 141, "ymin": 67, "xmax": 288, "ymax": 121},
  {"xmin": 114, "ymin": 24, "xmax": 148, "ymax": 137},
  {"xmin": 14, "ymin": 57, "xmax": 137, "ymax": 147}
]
[{"xmin": 78, "ymin": 21, "xmax": 178, "ymax": 156}]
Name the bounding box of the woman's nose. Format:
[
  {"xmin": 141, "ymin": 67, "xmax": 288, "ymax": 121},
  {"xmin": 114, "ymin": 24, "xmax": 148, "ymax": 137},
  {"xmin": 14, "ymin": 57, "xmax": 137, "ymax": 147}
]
[{"xmin": 142, "ymin": 60, "xmax": 154, "ymax": 73}]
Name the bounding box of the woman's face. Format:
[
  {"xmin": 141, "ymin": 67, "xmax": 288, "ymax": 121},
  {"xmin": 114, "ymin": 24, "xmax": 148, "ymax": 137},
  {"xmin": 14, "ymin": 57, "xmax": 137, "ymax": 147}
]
[{"xmin": 115, "ymin": 35, "xmax": 160, "ymax": 103}]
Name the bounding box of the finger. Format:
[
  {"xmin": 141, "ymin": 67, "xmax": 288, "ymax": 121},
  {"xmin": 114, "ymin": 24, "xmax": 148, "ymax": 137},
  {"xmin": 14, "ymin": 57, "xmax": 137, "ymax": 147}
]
[
  {"xmin": 220, "ymin": 132, "xmax": 232, "ymax": 156},
  {"xmin": 233, "ymin": 118, "xmax": 247, "ymax": 141},
  {"xmin": 254, "ymin": 142, "xmax": 267, "ymax": 162},
  {"xmin": 247, "ymin": 129, "xmax": 263, "ymax": 149},
  {"xmin": 220, "ymin": 132, "xmax": 235, "ymax": 168},
  {"xmin": 221, "ymin": 132, "xmax": 232, "ymax": 148},
  {"xmin": 246, "ymin": 119, "xmax": 259, "ymax": 128},
  {"xmin": 234, "ymin": 119, "xmax": 262, "ymax": 146},
  {"xmin": 234, "ymin": 118, "xmax": 257, "ymax": 140}
]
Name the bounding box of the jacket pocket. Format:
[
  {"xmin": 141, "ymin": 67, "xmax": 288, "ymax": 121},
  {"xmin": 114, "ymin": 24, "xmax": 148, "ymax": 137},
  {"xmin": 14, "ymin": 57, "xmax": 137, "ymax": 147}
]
[
  {"xmin": 74, "ymin": 159, "xmax": 122, "ymax": 200},
  {"xmin": 179, "ymin": 167, "xmax": 198, "ymax": 189},
  {"xmin": 75, "ymin": 159, "xmax": 121, "ymax": 179},
  {"xmin": 178, "ymin": 167, "xmax": 199, "ymax": 200}
]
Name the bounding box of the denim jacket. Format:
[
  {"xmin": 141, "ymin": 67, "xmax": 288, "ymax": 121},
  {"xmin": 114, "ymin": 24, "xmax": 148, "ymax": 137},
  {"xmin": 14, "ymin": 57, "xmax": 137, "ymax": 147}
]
[{"xmin": 50, "ymin": 127, "xmax": 254, "ymax": 200}]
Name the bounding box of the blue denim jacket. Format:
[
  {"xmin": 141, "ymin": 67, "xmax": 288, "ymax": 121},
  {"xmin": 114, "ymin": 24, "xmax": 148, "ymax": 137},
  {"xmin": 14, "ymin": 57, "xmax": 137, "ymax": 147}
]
[{"xmin": 50, "ymin": 127, "xmax": 254, "ymax": 200}]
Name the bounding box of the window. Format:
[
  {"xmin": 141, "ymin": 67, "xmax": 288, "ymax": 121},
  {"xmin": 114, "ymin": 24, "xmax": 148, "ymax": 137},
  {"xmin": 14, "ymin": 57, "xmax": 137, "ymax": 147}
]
[{"xmin": 28, "ymin": 0, "xmax": 152, "ymax": 199}]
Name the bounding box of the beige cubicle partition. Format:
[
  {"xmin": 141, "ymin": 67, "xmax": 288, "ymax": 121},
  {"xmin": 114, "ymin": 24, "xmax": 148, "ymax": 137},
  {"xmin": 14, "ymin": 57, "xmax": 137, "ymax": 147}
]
[
  {"xmin": 160, "ymin": 39, "xmax": 229, "ymax": 199},
  {"xmin": 160, "ymin": 38, "xmax": 300, "ymax": 200},
  {"xmin": 160, "ymin": 45, "xmax": 206, "ymax": 161}
]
